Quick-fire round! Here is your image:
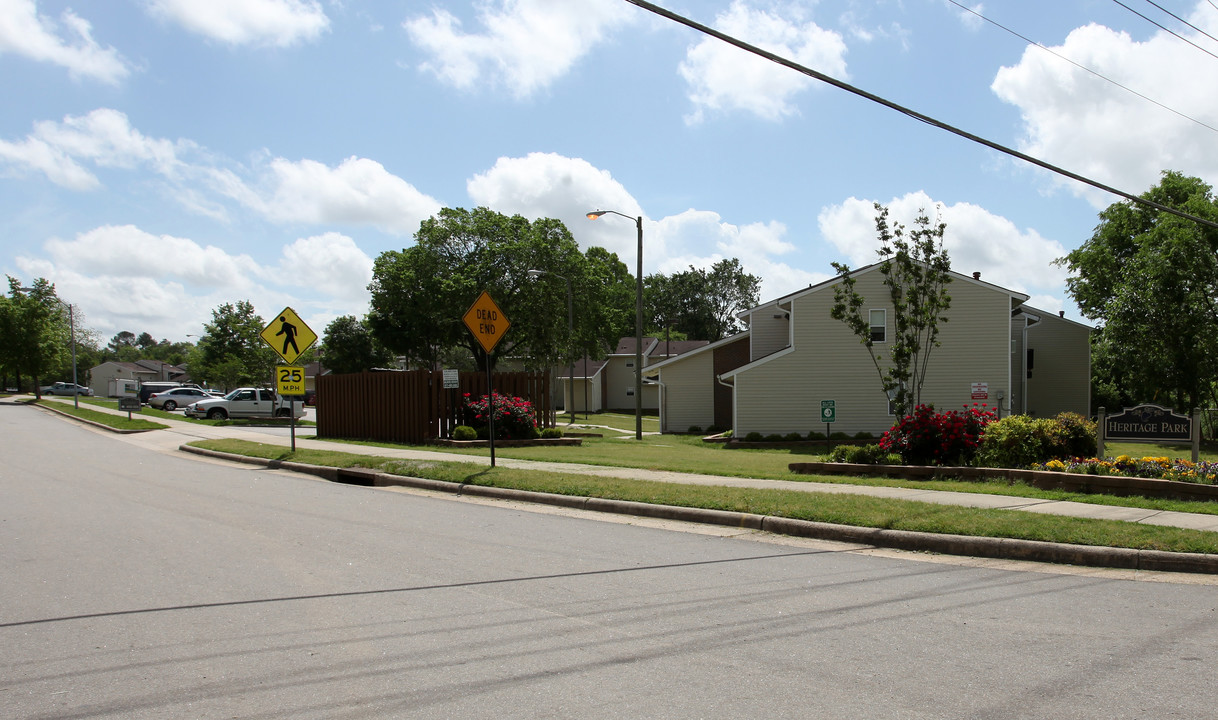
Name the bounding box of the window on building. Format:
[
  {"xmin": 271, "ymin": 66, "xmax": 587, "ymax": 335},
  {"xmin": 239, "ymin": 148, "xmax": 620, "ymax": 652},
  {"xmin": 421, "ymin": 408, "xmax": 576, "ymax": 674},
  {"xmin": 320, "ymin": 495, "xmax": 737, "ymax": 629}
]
[{"xmin": 869, "ymin": 309, "xmax": 886, "ymax": 343}]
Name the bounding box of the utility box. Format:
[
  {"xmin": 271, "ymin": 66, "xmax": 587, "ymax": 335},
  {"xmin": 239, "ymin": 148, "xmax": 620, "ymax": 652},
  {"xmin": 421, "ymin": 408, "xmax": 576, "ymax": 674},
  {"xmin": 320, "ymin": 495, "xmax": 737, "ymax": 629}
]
[{"xmin": 108, "ymin": 378, "xmax": 138, "ymax": 398}]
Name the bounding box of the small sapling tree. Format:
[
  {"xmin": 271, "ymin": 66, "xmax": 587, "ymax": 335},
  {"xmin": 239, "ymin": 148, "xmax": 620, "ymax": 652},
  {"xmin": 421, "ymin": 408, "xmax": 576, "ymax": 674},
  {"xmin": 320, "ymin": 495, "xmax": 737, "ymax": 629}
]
[{"xmin": 830, "ymin": 203, "xmax": 953, "ymax": 417}]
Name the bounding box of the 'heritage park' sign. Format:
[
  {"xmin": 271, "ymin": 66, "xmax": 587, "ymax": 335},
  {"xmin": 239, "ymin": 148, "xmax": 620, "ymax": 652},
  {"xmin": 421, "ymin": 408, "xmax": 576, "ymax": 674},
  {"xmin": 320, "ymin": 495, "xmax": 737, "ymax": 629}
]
[
  {"xmin": 1104, "ymin": 404, "xmax": 1191, "ymax": 442},
  {"xmin": 1097, "ymin": 404, "xmax": 1199, "ymax": 462}
]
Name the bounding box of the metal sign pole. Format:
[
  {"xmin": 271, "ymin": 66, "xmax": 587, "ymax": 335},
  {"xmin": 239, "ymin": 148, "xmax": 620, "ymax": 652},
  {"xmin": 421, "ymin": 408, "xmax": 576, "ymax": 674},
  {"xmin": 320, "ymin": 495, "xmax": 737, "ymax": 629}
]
[{"xmin": 486, "ymin": 350, "xmax": 495, "ymax": 467}]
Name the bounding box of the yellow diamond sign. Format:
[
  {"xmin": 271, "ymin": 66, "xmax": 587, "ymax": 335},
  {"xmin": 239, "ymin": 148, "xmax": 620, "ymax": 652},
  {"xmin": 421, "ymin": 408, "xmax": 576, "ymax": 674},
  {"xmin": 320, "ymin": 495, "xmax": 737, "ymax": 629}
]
[
  {"xmin": 463, "ymin": 291, "xmax": 510, "ymax": 354},
  {"xmin": 260, "ymin": 306, "xmax": 317, "ymax": 365}
]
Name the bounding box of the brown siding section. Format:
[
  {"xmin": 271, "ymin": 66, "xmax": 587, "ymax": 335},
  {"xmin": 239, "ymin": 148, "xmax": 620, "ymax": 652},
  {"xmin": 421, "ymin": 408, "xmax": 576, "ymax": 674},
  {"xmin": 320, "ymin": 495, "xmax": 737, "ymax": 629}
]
[
  {"xmin": 713, "ymin": 337, "xmax": 750, "ymax": 430},
  {"xmin": 316, "ymin": 370, "xmax": 551, "ymax": 444}
]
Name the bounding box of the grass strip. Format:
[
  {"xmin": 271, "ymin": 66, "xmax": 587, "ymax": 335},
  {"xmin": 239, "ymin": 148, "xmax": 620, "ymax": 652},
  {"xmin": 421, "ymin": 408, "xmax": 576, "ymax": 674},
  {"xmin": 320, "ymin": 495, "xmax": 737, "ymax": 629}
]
[
  {"xmin": 316, "ymin": 434, "xmax": 1218, "ymax": 517},
  {"xmin": 36, "ymin": 399, "xmax": 168, "ymax": 431},
  {"xmin": 190, "ymin": 438, "xmax": 1218, "ymax": 555}
]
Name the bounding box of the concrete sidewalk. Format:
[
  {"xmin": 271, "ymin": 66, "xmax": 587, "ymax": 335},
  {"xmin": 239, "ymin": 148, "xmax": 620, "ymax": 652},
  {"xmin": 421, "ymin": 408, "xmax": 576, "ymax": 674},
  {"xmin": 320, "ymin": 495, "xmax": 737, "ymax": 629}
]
[{"xmin": 31, "ymin": 397, "xmax": 1218, "ymax": 573}]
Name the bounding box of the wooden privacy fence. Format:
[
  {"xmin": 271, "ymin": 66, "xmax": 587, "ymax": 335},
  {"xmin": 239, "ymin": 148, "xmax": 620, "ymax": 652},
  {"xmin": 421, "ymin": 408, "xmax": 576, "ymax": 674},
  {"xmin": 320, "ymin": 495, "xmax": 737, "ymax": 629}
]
[{"xmin": 315, "ymin": 370, "xmax": 552, "ymax": 444}]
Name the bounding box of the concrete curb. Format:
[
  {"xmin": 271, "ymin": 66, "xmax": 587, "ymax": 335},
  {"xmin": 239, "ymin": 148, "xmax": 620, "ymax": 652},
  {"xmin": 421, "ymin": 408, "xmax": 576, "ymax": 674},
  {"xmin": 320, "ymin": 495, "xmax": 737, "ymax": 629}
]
[
  {"xmin": 30, "ymin": 400, "xmax": 162, "ymax": 434},
  {"xmin": 179, "ymin": 445, "xmax": 1218, "ymax": 575}
]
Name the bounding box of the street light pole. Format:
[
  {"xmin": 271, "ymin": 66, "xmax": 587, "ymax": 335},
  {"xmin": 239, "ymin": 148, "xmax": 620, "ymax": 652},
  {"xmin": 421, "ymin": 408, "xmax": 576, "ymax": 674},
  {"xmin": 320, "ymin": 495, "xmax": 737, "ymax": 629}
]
[
  {"xmin": 526, "ymin": 269, "xmax": 576, "ymax": 426},
  {"xmin": 586, "ymin": 210, "xmax": 644, "ymax": 440}
]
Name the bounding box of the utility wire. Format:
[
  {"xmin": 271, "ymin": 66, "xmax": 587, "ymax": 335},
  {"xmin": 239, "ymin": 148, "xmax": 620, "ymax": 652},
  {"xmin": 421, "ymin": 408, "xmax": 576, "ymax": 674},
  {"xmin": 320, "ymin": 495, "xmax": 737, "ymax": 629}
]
[
  {"xmin": 622, "ymin": 0, "xmax": 1218, "ymax": 230},
  {"xmin": 1143, "ymin": 0, "xmax": 1218, "ymax": 46},
  {"xmin": 1112, "ymin": 0, "xmax": 1218, "ymax": 61},
  {"xmin": 944, "ymin": 0, "xmax": 1218, "ymax": 134}
]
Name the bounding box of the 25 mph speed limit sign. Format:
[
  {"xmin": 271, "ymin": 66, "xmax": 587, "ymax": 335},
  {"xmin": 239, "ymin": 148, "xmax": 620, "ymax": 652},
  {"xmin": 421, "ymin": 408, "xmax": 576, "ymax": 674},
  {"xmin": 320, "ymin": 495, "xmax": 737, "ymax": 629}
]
[{"xmin": 277, "ymin": 366, "xmax": 305, "ymax": 396}]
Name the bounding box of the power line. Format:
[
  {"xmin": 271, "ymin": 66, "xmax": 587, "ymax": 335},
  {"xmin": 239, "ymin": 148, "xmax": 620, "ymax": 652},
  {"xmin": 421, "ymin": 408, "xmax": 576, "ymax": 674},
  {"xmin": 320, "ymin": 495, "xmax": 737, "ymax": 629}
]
[
  {"xmin": 621, "ymin": 0, "xmax": 1218, "ymax": 231},
  {"xmin": 1111, "ymin": 0, "xmax": 1218, "ymax": 61},
  {"xmin": 1142, "ymin": 0, "xmax": 1218, "ymax": 46},
  {"xmin": 943, "ymin": 0, "xmax": 1218, "ymax": 134}
]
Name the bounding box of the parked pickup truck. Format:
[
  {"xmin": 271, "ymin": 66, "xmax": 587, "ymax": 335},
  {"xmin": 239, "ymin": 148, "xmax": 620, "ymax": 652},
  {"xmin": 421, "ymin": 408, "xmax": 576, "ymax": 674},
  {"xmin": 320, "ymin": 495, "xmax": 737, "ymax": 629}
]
[{"xmin": 183, "ymin": 387, "xmax": 304, "ymax": 420}]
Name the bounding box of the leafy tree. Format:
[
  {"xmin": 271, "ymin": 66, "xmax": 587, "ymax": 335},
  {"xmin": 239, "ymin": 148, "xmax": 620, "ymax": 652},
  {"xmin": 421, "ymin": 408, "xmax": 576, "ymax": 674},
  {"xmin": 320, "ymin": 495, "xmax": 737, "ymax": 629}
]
[
  {"xmin": 645, "ymin": 259, "xmax": 760, "ymax": 341},
  {"xmin": 321, "ymin": 315, "xmax": 393, "ymax": 374},
  {"xmin": 577, "ymin": 245, "xmax": 635, "ymax": 358},
  {"xmin": 830, "ymin": 203, "xmax": 953, "ymax": 417},
  {"xmin": 191, "ymin": 301, "xmax": 277, "ymax": 390},
  {"xmin": 1, "ymin": 278, "xmax": 72, "ymax": 395},
  {"xmin": 107, "ymin": 331, "xmax": 140, "ymax": 361},
  {"xmin": 1056, "ymin": 171, "xmax": 1218, "ymax": 413},
  {"xmin": 368, "ymin": 207, "xmax": 627, "ymax": 371}
]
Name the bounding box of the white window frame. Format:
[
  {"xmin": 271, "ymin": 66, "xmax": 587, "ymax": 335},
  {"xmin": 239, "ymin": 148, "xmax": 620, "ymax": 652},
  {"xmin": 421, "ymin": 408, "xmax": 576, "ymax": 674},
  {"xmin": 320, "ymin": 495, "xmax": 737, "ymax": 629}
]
[{"xmin": 869, "ymin": 309, "xmax": 887, "ymax": 343}]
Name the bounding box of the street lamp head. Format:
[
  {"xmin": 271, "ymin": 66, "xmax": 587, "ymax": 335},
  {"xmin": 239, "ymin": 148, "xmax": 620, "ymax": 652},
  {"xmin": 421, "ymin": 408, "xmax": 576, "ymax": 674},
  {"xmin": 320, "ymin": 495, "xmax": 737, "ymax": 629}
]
[
  {"xmin": 526, "ymin": 269, "xmax": 545, "ymax": 277},
  {"xmin": 586, "ymin": 210, "xmax": 606, "ymax": 220}
]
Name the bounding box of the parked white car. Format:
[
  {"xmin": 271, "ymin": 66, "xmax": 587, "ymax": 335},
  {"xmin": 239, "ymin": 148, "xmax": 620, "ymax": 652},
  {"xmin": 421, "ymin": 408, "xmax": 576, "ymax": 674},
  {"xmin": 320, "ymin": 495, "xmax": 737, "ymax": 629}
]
[
  {"xmin": 183, "ymin": 387, "xmax": 304, "ymax": 420},
  {"xmin": 147, "ymin": 386, "xmax": 217, "ymax": 411}
]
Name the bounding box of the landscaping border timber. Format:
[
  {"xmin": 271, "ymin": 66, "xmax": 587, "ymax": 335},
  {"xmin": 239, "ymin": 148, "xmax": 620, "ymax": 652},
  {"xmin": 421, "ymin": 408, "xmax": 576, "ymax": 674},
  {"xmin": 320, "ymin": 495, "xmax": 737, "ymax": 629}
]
[{"xmin": 789, "ymin": 462, "xmax": 1218, "ymax": 503}]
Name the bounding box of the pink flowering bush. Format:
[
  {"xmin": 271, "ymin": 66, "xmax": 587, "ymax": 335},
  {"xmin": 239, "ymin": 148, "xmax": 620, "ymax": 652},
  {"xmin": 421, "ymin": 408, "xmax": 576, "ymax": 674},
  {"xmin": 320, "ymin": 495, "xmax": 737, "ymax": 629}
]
[
  {"xmin": 880, "ymin": 403, "xmax": 997, "ymax": 466},
  {"xmin": 462, "ymin": 391, "xmax": 539, "ymax": 440}
]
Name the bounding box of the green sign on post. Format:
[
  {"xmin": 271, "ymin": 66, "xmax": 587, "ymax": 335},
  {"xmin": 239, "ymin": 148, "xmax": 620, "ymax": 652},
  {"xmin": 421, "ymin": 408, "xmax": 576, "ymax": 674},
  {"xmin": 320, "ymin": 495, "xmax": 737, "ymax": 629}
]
[{"xmin": 821, "ymin": 400, "xmax": 836, "ymax": 423}]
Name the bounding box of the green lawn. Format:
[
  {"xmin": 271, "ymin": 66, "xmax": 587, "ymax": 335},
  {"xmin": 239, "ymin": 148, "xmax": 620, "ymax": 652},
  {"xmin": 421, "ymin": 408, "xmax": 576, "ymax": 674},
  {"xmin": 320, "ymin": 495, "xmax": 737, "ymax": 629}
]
[
  {"xmin": 555, "ymin": 411, "xmax": 660, "ymax": 434},
  {"xmin": 189, "ymin": 438, "xmax": 1218, "ymax": 556},
  {"xmin": 321, "ymin": 432, "xmax": 1218, "ymax": 516},
  {"xmin": 48, "ymin": 395, "xmax": 314, "ymax": 426}
]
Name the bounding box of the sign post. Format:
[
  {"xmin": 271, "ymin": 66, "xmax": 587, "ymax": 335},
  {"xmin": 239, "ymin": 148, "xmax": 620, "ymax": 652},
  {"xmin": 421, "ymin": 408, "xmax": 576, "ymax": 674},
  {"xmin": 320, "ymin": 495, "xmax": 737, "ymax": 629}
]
[
  {"xmin": 463, "ymin": 291, "xmax": 511, "ymax": 466},
  {"xmin": 822, "ymin": 399, "xmax": 836, "ymax": 452},
  {"xmin": 119, "ymin": 395, "xmax": 141, "ymax": 420},
  {"xmin": 260, "ymin": 306, "xmax": 318, "ymax": 452}
]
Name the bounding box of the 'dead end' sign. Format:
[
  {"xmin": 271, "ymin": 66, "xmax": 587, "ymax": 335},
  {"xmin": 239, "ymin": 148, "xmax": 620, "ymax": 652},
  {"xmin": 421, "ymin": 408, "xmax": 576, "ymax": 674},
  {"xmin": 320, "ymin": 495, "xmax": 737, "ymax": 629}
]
[{"xmin": 1105, "ymin": 404, "xmax": 1191, "ymax": 442}]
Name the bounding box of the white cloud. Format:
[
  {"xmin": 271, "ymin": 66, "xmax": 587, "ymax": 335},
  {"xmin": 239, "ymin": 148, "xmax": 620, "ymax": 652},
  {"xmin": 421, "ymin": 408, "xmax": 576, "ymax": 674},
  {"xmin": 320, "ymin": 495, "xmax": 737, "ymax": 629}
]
[
  {"xmin": 403, "ymin": 0, "xmax": 633, "ymax": 98},
  {"xmin": 0, "ymin": 108, "xmax": 185, "ymax": 189},
  {"xmin": 43, "ymin": 224, "xmax": 262, "ymax": 287},
  {"xmin": 15, "ymin": 224, "xmax": 370, "ymax": 342},
  {"xmin": 679, "ymin": 1, "xmax": 848, "ymax": 124},
  {"xmin": 947, "ymin": 2, "xmax": 985, "ymax": 31},
  {"xmin": 467, "ymin": 152, "xmax": 643, "ymax": 257},
  {"xmin": 275, "ymin": 232, "xmax": 373, "ymax": 302},
  {"xmin": 991, "ymin": 7, "xmax": 1218, "ymax": 205},
  {"xmin": 466, "ymin": 151, "xmax": 821, "ymax": 300},
  {"xmin": 652, "ymin": 209, "xmax": 824, "ymax": 301},
  {"xmin": 147, "ymin": 0, "xmax": 329, "ymax": 47},
  {"xmin": 0, "ymin": 0, "xmax": 128, "ymax": 83},
  {"xmin": 218, "ymin": 156, "xmax": 443, "ymax": 235},
  {"xmin": 16, "ymin": 224, "xmax": 266, "ymax": 340},
  {"xmin": 817, "ymin": 192, "xmax": 1070, "ymax": 299}
]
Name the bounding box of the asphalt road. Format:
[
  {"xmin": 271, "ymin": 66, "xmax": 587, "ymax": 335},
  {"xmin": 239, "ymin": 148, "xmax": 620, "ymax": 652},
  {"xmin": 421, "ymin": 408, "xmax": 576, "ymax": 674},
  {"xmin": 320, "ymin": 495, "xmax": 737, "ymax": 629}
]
[{"xmin": 4, "ymin": 402, "xmax": 1218, "ymax": 719}]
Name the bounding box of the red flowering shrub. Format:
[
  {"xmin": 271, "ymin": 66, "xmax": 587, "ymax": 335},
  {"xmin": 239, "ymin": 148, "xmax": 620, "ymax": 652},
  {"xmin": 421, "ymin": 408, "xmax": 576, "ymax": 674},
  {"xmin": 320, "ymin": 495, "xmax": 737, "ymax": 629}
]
[
  {"xmin": 879, "ymin": 403, "xmax": 997, "ymax": 466},
  {"xmin": 462, "ymin": 391, "xmax": 539, "ymax": 440}
]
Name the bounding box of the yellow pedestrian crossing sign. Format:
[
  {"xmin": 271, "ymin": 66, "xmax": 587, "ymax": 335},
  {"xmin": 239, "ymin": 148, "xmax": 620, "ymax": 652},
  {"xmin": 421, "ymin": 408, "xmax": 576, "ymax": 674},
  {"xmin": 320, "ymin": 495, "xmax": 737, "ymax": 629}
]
[{"xmin": 260, "ymin": 306, "xmax": 317, "ymax": 364}]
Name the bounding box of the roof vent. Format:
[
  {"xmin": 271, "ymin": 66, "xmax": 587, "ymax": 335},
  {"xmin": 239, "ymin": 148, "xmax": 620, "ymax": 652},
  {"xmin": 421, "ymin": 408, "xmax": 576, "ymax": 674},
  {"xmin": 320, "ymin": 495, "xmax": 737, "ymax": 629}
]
[
  {"xmin": 1059, "ymin": 310, "xmax": 1065, "ymax": 317},
  {"xmin": 972, "ymin": 271, "xmax": 981, "ymax": 280}
]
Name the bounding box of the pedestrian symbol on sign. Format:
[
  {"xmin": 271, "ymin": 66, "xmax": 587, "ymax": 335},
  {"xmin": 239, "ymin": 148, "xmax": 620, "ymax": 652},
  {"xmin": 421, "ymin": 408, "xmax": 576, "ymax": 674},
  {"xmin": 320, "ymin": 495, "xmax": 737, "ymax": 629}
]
[
  {"xmin": 275, "ymin": 316, "xmax": 299, "ymax": 357},
  {"xmin": 259, "ymin": 306, "xmax": 317, "ymax": 365}
]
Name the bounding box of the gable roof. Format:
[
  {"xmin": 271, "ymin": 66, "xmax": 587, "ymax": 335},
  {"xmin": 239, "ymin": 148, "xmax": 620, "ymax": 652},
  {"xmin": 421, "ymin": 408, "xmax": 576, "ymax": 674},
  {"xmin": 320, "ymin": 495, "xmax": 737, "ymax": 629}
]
[
  {"xmin": 740, "ymin": 262, "xmax": 1031, "ymax": 320},
  {"xmin": 643, "ymin": 332, "xmax": 747, "ymax": 375}
]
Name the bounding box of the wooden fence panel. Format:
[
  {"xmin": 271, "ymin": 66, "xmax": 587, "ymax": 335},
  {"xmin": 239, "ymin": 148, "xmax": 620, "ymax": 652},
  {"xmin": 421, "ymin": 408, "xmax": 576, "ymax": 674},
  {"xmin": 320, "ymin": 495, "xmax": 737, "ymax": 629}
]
[{"xmin": 316, "ymin": 369, "xmax": 552, "ymax": 444}]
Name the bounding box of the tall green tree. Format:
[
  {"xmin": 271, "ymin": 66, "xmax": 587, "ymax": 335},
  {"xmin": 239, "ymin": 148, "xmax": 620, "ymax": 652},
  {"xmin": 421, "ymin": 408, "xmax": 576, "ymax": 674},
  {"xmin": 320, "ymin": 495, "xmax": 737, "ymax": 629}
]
[
  {"xmin": 1056, "ymin": 171, "xmax": 1218, "ymax": 412},
  {"xmin": 1, "ymin": 278, "xmax": 72, "ymax": 395},
  {"xmin": 830, "ymin": 203, "xmax": 953, "ymax": 417},
  {"xmin": 645, "ymin": 259, "xmax": 761, "ymax": 342},
  {"xmin": 368, "ymin": 207, "xmax": 627, "ymax": 371},
  {"xmin": 321, "ymin": 315, "xmax": 392, "ymax": 374},
  {"xmin": 191, "ymin": 301, "xmax": 277, "ymax": 390}
]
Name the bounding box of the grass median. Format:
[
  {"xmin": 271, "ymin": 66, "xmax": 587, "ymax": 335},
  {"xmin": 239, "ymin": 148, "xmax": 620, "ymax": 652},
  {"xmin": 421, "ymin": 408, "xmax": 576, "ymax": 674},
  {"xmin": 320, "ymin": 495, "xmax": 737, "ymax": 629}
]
[
  {"xmin": 320, "ymin": 433, "xmax": 1218, "ymax": 517},
  {"xmin": 35, "ymin": 399, "xmax": 168, "ymax": 431},
  {"xmin": 189, "ymin": 438, "xmax": 1218, "ymax": 556}
]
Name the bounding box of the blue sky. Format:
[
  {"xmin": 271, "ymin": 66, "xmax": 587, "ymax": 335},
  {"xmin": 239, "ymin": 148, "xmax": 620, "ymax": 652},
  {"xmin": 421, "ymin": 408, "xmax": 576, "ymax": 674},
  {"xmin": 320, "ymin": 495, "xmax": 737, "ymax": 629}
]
[{"xmin": 3, "ymin": 0, "xmax": 1217, "ymax": 345}]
